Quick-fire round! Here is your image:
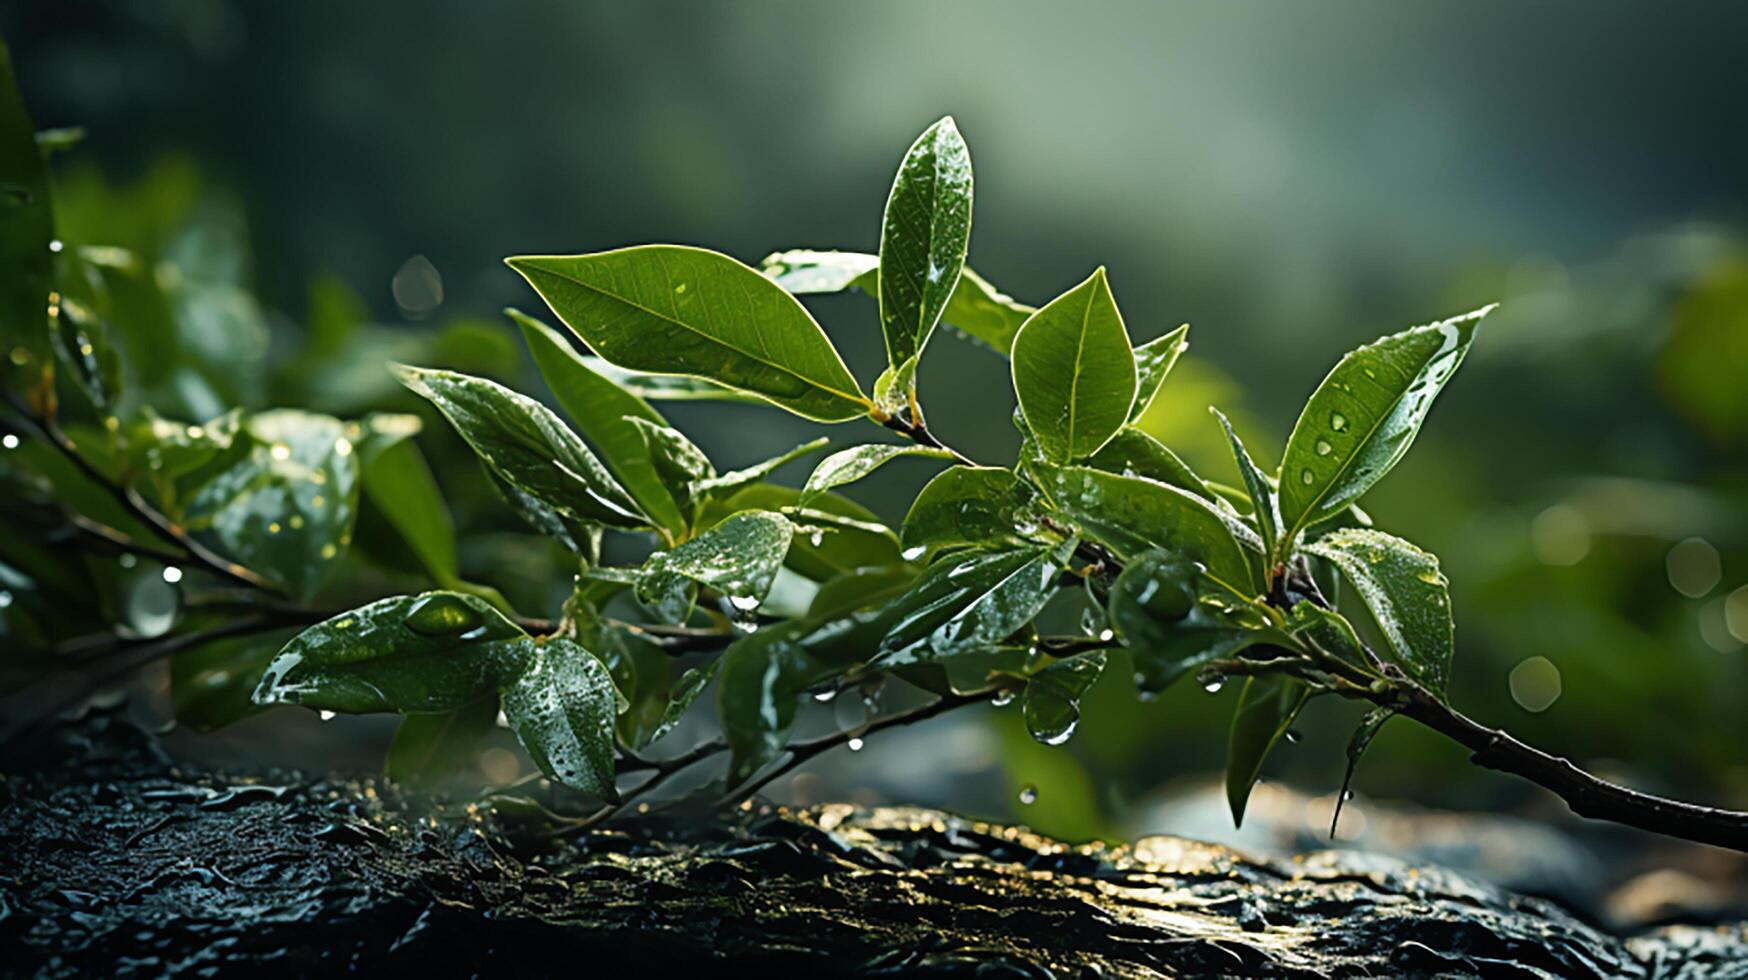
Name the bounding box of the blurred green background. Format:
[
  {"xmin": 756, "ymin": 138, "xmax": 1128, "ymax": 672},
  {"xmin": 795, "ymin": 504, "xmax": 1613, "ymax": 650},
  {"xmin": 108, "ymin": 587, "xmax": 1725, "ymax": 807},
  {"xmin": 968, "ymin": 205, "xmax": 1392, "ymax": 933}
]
[{"xmin": 5, "ymin": 1, "xmax": 1747, "ymax": 853}]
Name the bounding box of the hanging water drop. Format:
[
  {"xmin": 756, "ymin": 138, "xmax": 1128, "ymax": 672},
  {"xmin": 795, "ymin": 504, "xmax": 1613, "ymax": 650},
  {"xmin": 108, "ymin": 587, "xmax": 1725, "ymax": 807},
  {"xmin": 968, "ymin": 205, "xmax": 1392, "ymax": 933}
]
[
  {"xmin": 1284, "ymin": 729, "xmax": 1301, "ymax": 744},
  {"xmin": 318, "ymin": 710, "xmax": 336, "ymax": 722},
  {"xmin": 1329, "ymin": 412, "xmax": 1349, "ymax": 432},
  {"xmin": 1202, "ymin": 676, "xmax": 1225, "ymax": 694},
  {"xmin": 1018, "ymin": 784, "xmax": 1038, "ymax": 805},
  {"xmin": 991, "ymin": 688, "xmax": 1017, "ymax": 707},
  {"xmin": 813, "ymin": 688, "xmax": 839, "ymax": 703},
  {"xmin": 846, "ymin": 737, "xmax": 864, "ymax": 752},
  {"xmin": 901, "ymin": 545, "xmax": 927, "ymax": 561}
]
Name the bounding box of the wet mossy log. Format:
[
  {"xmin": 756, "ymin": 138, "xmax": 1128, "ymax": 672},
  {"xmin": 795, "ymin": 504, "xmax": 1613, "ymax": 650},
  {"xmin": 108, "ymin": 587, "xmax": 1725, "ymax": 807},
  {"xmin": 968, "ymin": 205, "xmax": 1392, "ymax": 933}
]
[{"xmin": 4, "ymin": 712, "xmax": 1747, "ymax": 978}]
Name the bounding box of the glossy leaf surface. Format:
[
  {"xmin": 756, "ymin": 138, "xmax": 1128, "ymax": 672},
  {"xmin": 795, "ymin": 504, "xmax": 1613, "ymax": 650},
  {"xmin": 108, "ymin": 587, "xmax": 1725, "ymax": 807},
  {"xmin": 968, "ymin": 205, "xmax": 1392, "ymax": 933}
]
[
  {"xmin": 508, "ymin": 245, "xmax": 869, "ymax": 422},
  {"xmin": 1023, "ymin": 652, "xmax": 1105, "ymax": 746},
  {"xmin": 1011, "ymin": 268, "xmax": 1137, "ymax": 463},
  {"xmin": 1225, "ymin": 674, "xmax": 1310, "ymax": 827},
  {"xmin": 503, "ymin": 638, "xmax": 620, "ymax": 800},
  {"xmin": 1278, "ymin": 306, "xmax": 1493, "ymax": 545},
  {"xmin": 901, "ymin": 465, "xmax": 1038, "ymax": 553},
  {"xmin": 878, "ymin": 116, "xmax": 972, "ymax": 375},
  {"xmin": 800, "ymin": 443, "xmax": 951, "ymax": 504},
  {"xmin": 1306, "ymin": 527, "xmax": 1453, "ymax": 692}
]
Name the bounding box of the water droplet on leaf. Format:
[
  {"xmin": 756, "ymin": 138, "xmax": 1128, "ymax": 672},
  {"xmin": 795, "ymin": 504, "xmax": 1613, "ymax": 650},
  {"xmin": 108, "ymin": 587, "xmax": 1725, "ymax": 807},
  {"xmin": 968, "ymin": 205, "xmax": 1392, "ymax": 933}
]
[
  {"xmin": 404, "ymin": 594, "xmax": 485, "ymax": 637},
  {"xmin": 1018, "ymin": 784, "xmax": 1038, "ymax": 805}
]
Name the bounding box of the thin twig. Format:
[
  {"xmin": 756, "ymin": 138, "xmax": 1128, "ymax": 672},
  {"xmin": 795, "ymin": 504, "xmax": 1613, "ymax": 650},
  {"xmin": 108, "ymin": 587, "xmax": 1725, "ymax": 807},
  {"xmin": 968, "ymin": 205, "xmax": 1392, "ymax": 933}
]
[{"xmin": 3, "ymin": 391, "xmax": 282, "ymax": 595}]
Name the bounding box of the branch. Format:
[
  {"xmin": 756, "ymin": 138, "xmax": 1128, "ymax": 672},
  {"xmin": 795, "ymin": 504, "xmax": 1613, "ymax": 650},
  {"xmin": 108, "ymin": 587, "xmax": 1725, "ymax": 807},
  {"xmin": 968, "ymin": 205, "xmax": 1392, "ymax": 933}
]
[
  {"xmin": 3, "ymin": 390, "xmax": 283, "ymax": 595},
  {"xmin": 1206, "ymin": 654, "xmax": 1748, "ymax": 854}
]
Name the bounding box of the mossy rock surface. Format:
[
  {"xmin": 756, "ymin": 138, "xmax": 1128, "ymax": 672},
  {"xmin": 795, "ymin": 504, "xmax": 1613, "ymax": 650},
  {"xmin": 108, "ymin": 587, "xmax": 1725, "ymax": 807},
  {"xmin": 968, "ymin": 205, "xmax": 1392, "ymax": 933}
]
[{"xmin": 4, "ymin": 709, "xmax": 1746, "ymax": 978}]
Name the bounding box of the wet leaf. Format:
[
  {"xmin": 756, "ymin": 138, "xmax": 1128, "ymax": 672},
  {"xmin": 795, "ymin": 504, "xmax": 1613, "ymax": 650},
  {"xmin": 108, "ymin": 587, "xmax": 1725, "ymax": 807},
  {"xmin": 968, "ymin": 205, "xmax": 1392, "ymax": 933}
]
[
  {"xmin": 879, "ymin": 116, "xmax": 973, "ymax": 381},
  {"xmin": 1333, "ymin": 707, "xmax": 1394, "ymax": 837},
  {"xmin": 513, "ymin": 307, "xmax": 688, "ymax": 537},
  {"xmin": 1038, "ymin": 464, "xmax": 1259, "ymax": 596},
  {"xmin": 640, "ymin": 510, "xmax": 792, "ymax": 619},
  {"xmin": 385, "ymin": 697, "xmax": 501, "ymax": 789},
  {"xmin": 1305, "ymin": 527, "xmax": 1453, "ymax": 692},
  {"xmin": 650, "ymin": 659, "xmax": 719, "ymax": 746},
  {"xmin": 574, "ymin": 355, "xmax": 763, "ymax": 404},
  {"xmin": 718, "ymin": 610, "xmax": 881, "ymax": 785},
  {"xmin": 1012, "ymin": 268, "xmax": 1137, "ymax": 463},
  {"xmin": 1225, "ymin": 674, "xmax": 1310, "ymax": 828},
  {"xmin": 394, "ymin": 365, "xmax": 646, "ymax": 530},
  {"xmin": 1282, "ymin": 601, "xmax": 1373, "ymax": 673},
  {"xmin": 1107, "ymin": 550, "xmax": 1279, "ymax": 694},
  {"xmin": 800, "ymin": 443, "xmax": 951, "ymax": 504},
  {"xmin": 508, "ymin": 245, "xmax": 870, "ymax": 422},
  {"xmin": 626, "ymin": 417, "xmax": 714, "ymax": 523},
  {"xmin": 1084, "ymin": 427, "xmax": 1217, "ymax": 504},
  {"xmin": 183, "ymin": 409, "xmax": 362, "ymax": 600},
  {"xmin": 760, "ymin": 249, "xmax": 1033, "ymax": 355},
  {"xmin": 1023, "ymin": 651, "xmax": 1105, "ymax": 746},
  {"xmin": 1211, "ymin": 408, "xmax": 1281, "ymax": 556},
  {"xmin": 251, "ymin": 592, "xmax": 528, "ymax": 713},
  {"xmin": 690, "ymin": 436, "xmax": 828, "ymax": 499},
  {"xmin": 901, "ymin": 465, "xmax": 1038, "ymax": 553},
  {"xmin": 1277, "ymin": 306, "xmax": 1493, "ymax": 547},
  {"xmin": 703, "ymin": 483, "xmax": 904, "ymax": 581},
  {"xmin": 503, "ymin": 638, "xmax": 620, "ymax": 800},
  {"xmin": 1129, "ymin": 324, "xmax": 1189, "ymax": 422},
  {"xmin": 874, "ymin": 543, "xmax": 1070, "ymax": 666}
]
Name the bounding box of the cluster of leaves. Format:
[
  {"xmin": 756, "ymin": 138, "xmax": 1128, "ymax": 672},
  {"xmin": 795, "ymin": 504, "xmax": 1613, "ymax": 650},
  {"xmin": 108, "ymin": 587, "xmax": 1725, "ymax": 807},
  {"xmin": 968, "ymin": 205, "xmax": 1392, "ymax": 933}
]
[
  {"xmin": 256, "ymin": 115, "xmax": 1489, "ymax": 821},
  {"xmin": 3, "ymin": 33, "xmax": 1491, "ymax": 826}
]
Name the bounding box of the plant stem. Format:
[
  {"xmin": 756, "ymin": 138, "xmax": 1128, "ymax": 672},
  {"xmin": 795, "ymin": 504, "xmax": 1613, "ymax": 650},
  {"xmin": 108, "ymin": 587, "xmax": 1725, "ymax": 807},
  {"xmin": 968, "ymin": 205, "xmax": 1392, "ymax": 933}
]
[
  {"xmin": 3, "ymin": 391, "xmax": 283, "ymax": 595},
  {"xmin": 1206, "ymin": 654, "xmax": 1748, "ymax": 854}
]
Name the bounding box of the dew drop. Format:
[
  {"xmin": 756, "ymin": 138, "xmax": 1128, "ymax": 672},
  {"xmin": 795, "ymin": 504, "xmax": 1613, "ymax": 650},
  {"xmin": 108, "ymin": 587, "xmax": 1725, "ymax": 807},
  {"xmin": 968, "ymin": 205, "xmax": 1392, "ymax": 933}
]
[
  {"xmin": 1202, "ymin": 676, "xmax": 1225, "ymax": 694},
  {"xmin": 1018, "ymin": 784, "xmax": 1038, "ymax": 805},
  {"xmin": 1299, "ymin": 469, "xmax": 1315, "ymax": 485},
  {"xmin": 319, "ymin": 710, "xmax": 336, "ymax": 722},
  {"xmin": 847, "ymin": 737, "xmax": 864, "ymax": 752},
  {"xmin": 991, "ymin": 689, "xmax": 1017, "ymax": 707},
  {"xmin": 1314, "ymin": 439, "xmax": 1333, "ymax": 457},
  {"xmin": 901, "ymin": 545, "xmax": 927, "ymax": 562},
  {"xmin": 161, "ymin": 566, "xmax": 184, "ymax": 584},
  {"xmin": 1284, "ymin": 729, "xmax": 1301, "ymax": 744},
  {"xmin": 405, "ymin": 593, "xmax": 485, "ymax": 637},
  {"xmin": 813, "ymin": 688, "xmax": 839, "ymax": 702},
  {"xmin": 1329, "ymin": 412, "xmax": 1349, "ymax": 432}
]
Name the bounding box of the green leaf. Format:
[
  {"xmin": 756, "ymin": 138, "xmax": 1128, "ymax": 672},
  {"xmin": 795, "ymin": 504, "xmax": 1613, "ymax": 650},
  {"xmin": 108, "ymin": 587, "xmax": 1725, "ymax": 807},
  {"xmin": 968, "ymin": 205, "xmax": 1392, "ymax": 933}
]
[
  {"xmin": 627, "ymin": 417, "xmax": 714, "ymax": 524},
  {"xmin": 879, "ymin": 116, "xmax": 973, "ymax": 380},
  {"xmin": 512, "ymin": 307, "xmax": 688, "ymax": 537},
  {"xmin": 1282, "ymin": 601, "xmax": 1374, "ymax": 674},
  {"xmin": 874, "ymin": 543, "xmax": 1070, "ymax": 666},
  {"xmin": 359, "ymin": 429, "xmax": 458, "ymax": 585},
  {"xmin": 1277, "ymin": 306, "xmax": 1493, "ymax": 547},
  {"xmin": 502, "ymin": 638, "xmax": 620, "ymax": 800},
  {"xmin": 394, "ymin": 365, "xmax": 646, "ymax": 530},
  {"xmin": 718, "ymin": 609, "xmax": 881, "ymax": 785},
  {"xmin": 761, "ymin": 249, "xmax": 1034, "ymax": 355},
  {"xmin": 508, "ymin": 245, "xmax": 870, "ymax": 422},
  {"xmin": 690, "ymin": 436, "xmax": 828, "ymax": 499},
  {"xmin": 0, "ymin": 38, "xmax": 55, "ymax": 402},
  {"xmin": 650, "ymin": 659, "xmax": 719, "ymax": 746},
  {"xmin": 801, "ymin": 443, "xmax": 952, "ymax": 504},
  {"xmin": 182, "ymin": 410, "xmax": 362, "ymax": 601},
  {"xmin": 1333, "ymin": 707, "xmax": 1393, "ymax": 836},
  {"xmin": 1023, "ymin": 652, "xmax": 1105, "ymax": 746},
  {"xmin": 385, "ymin": 697, "xmax": 501, "ymax": 789},
  {"xmin": 252, "ymin": 592, "xmax": 529, "ymax": 713},
  {"xmin": 575, "ymin": 355, "xmax": 763, "ymax": 404},
  {"xmin": 1038, "ymin": 464, "xmax": 1259, "ymax": 596},
  {"xmin": 1011, "ymin": 268, "xmax": 1137, "ymax": 463},
  {"xmin": 703, "ymin": 483, "xmax": 904, "ymax": 581},
  {"xmin": 1129, "ymin": 324, "xmax": 1189, "ymax": 422},
  {"xmin": 1085, "ymin": 427, "xmax": 1217, "ymax": 504},
  {"xmin": 1211, "ymin": 408, "xmax": 1281, "ymax": 557},
  {"xmin": 1107, "ymin": 550, "xmax": 1279, "ymax": 694},
  {"xmin": 901, "ymin": 465, "xmax": 1038, "ymax": 553},
  {"xmin": 641, "ymin": 510, "xmax": 792, "ymax": 615},
  {"xmin": 1305, "ymin": 527, "xmax": 1453, "ymax": 692},
  {"xmin": 1225, "ymin": 674, "xmax": 1310, "ymax": 828}
]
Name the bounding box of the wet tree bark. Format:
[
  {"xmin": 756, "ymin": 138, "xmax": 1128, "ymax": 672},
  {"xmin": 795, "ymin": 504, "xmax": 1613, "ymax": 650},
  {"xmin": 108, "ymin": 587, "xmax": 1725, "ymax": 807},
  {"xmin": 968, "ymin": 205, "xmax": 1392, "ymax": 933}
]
[{"xmin": 4, "ymin": 710, "xmax": 1746, "ymax": 979}]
